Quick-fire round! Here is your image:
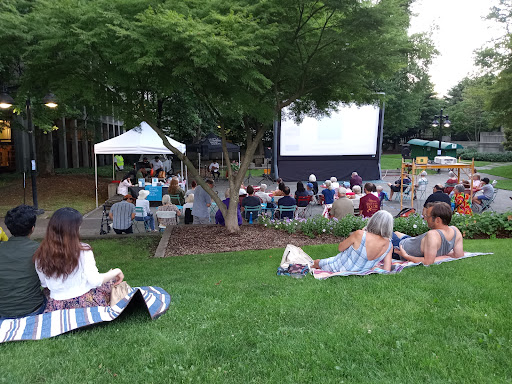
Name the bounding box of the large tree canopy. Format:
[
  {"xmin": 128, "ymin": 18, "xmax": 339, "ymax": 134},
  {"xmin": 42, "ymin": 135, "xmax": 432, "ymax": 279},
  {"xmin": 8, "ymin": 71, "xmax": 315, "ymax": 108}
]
[{"xmin": 8, "ymin": 0, "xmax": 414, "ymax": 231}]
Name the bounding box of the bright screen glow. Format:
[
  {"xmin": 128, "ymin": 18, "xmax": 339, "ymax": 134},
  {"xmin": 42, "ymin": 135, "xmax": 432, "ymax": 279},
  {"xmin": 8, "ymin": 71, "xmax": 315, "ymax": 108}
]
[{"xmin": 280, "ymin": 104, "xmax": 380, "ymax": 156}]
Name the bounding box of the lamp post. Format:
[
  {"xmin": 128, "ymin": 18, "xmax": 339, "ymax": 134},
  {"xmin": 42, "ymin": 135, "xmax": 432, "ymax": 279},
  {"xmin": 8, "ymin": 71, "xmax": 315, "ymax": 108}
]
[
  {"xmin": 0, "ymin": 92, "xmax": 58, "ymax": 214},
  {"xmin": 431, "ymin": 109, "xmax": 451, "ymax": 156}
]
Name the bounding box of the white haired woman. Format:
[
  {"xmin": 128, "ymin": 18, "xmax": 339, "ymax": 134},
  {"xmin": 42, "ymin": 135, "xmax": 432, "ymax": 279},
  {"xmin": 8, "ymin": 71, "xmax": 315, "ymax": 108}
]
[
  {"xmin": 157, "ymin": 194, "xmax": 182, "ymax": 227},
  {"xmin": 312, "ymin": 210, "xmax": 393, "ymax": 272},
  {"xmin": 309, "ymin": 174, "xmax": 319, "ymax": 195}
]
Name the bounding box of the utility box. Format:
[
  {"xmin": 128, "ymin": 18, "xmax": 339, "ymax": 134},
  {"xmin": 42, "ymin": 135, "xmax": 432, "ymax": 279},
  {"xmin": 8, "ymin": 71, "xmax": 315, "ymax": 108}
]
[{"xmin": 434, "ymin": 156, "xmax": 457, "ymax": 165}]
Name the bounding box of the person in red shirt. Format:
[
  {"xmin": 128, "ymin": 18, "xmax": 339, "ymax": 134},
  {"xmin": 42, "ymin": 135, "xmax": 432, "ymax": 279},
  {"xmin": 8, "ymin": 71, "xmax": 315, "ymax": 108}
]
[{"xmin": 359, "ymin": 182, "xmax": 380, "ymax": 218}]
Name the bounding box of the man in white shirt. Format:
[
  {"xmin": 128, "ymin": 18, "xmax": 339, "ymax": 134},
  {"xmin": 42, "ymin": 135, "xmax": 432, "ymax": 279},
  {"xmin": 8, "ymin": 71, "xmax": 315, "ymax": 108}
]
[
  {"xmin": 255, "ymin": 184, "xmax": 272, "ymax": 204},
  {"xmin": 151, "ymin": 156, "xmax": 164, "ymax": 176},
  {"xmin": 209, "ymin": 160, "xmax": 220, "ymax": 181}
]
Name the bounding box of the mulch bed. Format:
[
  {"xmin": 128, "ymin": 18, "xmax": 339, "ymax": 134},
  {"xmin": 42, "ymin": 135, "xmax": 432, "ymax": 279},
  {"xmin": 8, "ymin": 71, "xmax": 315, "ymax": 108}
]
[{"xmin": 165, "ymin": 225, "xmax": 341, "ymax": 257}]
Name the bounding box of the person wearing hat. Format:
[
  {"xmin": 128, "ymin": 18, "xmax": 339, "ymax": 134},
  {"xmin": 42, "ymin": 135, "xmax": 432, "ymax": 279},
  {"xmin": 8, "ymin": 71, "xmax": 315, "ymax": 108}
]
[
  {"xmin": 109, "ymin": 195, "xmax": 137, "ymax": 234},
  {"xmin": 136, "ymin": 190, "xmax": 156, "ymax": 231}
]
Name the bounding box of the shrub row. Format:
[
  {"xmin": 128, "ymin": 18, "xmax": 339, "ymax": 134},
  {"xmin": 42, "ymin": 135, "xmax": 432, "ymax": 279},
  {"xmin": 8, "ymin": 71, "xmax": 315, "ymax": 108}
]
[
  {"xmin": 259, "ymin": 212, "xmax": 512, "ymax": 239},
  {"xmin": 457, "ymin": 150, "xmax": 512, "ymax": 162}
]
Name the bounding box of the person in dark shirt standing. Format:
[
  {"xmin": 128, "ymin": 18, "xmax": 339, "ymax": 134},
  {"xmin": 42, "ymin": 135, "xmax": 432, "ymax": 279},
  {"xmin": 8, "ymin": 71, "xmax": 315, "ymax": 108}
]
[
  {"xmin": 0, "ymin": 205, "xmax": 45, "ymax": 319},
  {"xmin": 359, "ymin": 183, "xmax": 381, "ymax": 218},
  {"xmin": 423, "ymin": 184, "xmax": 451, "ymax": 216}
]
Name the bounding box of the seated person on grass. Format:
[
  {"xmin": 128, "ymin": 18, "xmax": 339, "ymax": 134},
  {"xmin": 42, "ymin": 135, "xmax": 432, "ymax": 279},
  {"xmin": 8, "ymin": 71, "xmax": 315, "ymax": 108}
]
[
  {"xmin": 392, "ymin": 202, "xmax": 464, "ymax": 265},
  {"xmin": 312, "ymin": 210, "xmax": 393, "ymax": 272},
  {"xmin": 0, "ymin": 205, "xmax": 46, "ymax": 319},
  {"xmin": 241, "ymin": 185, "xmax": 261, "ymax": 221}
]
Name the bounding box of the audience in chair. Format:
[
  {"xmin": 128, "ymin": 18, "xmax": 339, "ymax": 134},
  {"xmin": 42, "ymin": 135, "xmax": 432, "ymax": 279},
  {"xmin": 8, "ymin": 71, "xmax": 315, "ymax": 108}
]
[
  {"xmin": 136, "ymin": 190, "xmax": 156, "ymax": 232},
  {"xmin": 109, "ymin": 194, "xmax": 136, "ymax": 234},
  {"xmin": 330, "ymin": 187, "xmax": 354, "ymax": 220},
  {"xmin": 277, "ymin": 186, "xmax": 296, "ymax": 220},
  {"xmin": 241, "ymin": 185, "xmax": 261, "ymax": 221},
  {"xmin": 472, "ymin": 177, "xmax": 494, "ymax": 209},
  {"xmin": 359, "ymin": 183, "xmax": 380, "ymax": 218},
  {"xmin": 157, "ymin": 194, "xmax": 181, "ymax": 227}
]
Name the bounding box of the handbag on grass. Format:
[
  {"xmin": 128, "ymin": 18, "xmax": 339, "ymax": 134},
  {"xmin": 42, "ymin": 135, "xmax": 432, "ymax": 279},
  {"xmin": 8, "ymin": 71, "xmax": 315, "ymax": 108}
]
[{"xmin": 110, "ymin": 281, "xmax": 132, "ymax": 306}]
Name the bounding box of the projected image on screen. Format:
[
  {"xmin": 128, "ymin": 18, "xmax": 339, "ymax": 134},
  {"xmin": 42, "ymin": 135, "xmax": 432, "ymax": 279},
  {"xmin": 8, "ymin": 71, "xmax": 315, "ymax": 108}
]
[{"xmin": 280, "ymin": 104, "xmax": 380, "ymax": 156}]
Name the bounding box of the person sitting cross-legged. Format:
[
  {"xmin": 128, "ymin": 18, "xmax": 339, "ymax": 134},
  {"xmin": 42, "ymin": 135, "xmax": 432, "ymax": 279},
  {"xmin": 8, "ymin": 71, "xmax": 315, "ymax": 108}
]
[
  {"xmin": 277, "ymin": 186, "xmax": 296, "ymax": 220},
  {"xmin": 312, "ymin": 210, "xmax": 393, "ymax": 272},
  {"xmin": 0, "ymin": 205, "xmax": 46, "ymax": 319},
  {"xmin": 109, "ymin": 194, "xmax": 136, "ymax": 234},
  {"xmin": 392, "ymin": 202, "xmax": 464, "ymax": 265}
]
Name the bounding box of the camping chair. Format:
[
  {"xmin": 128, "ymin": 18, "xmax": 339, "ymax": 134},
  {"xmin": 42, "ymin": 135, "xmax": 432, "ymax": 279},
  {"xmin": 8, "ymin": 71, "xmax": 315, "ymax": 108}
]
[
  {"xmin": 275, "ymin": 205, "xmax": 297, "ymax": 220},
  {"xmin": 295, "ymin": 195, "xmax": 312, "ymax": 219},
  {"xmin": 156, "ymin": 210, "xmax": 178, "ymax": 232},
  {"xmin": 169, "ymin": 194, "xmax": 184, "ymax": 209},
  {"xmin": 393, "ymin": 184, "xmax": 412, "ymax": 201},
  {"xmin": 243, "ymin": 205, "xmax": 262, "ymax": 223},
  {"xmin": 474, "ymin": 188, "xmax": 498, "ymax": 213},
  {"xmin": 133, "ymin": 206, "xmax": 150, "ymax": 232}
]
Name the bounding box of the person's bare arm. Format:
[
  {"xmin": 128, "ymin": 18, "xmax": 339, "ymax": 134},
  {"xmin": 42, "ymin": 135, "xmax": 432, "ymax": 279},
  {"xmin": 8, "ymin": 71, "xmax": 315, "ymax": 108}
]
[
  {"xmin": 338, "ymin": 230, "xmax": 360, "ymax": 252},
  {"xmin": 450, "ymin": 227, "xmax": 464, "ymax": 258},
  {"xmin": 382, "ymin": 247, "xmax": 392, "ymax": 271},
  {"xmin": 131, "ymin": 212, "xmax": 136, "ymax": 220},
  {"xmin": 109, "ymin": 212, "xmax": 113, "ymax": 220},
  {"xmin": 396, "ymin": 245, "xmax": 424, "ymax": 264}
]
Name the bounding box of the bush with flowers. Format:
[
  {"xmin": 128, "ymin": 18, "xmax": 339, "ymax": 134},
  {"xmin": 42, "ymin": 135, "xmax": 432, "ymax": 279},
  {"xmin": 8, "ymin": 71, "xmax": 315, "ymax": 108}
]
[{"xmin": 259, "ymin": 211, "xmax": 512, "ymax": 239}]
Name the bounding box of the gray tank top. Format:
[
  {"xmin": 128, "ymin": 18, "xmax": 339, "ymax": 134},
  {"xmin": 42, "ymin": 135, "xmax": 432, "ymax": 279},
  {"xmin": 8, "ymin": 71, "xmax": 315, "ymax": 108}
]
[{"xmin": 401, "ymin": 226, "xmax": 457, "ymax": 257}]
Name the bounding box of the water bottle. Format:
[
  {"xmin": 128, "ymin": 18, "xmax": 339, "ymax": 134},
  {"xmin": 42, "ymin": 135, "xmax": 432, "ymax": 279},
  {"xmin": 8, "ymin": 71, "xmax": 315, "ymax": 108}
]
[
  {"xmin": 249, "ymin": 212, "xmax": 253, "ymax": 224},
  {"xmin": 451, "ymin": 201, "xmax": 455, "ymax": 211}
]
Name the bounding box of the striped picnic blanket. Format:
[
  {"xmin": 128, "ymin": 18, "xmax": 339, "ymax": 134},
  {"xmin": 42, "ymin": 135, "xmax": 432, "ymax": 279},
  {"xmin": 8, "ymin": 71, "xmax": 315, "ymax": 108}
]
[
  {"xmin": 0, "ymin": 286, "xmax": 170, "ymax": 343},
  {"xmin": 312, "ymin": 252, "xmax": 493, "ymax": 280}
]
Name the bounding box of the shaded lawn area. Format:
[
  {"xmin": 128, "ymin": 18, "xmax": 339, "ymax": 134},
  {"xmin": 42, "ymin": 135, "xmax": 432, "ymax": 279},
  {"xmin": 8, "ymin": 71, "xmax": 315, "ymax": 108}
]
[
  {"xmin": 1, "ymin": 238, "xmax": 511, "ymax": 383},
  {"xmin": 484, "ymin": 164, "xmax": 512, "ymax": 190}
]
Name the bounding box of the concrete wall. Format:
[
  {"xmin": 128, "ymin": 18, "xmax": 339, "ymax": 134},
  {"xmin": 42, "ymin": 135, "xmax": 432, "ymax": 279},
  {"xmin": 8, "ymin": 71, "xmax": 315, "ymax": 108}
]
[{"xmin": 478, "ymin": 132, "xmax": 505, "ymax": 153}]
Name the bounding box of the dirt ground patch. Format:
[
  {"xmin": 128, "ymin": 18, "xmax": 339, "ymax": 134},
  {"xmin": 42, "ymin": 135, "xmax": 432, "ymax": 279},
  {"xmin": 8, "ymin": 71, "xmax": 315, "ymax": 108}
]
[
  {"xmin": 165, "ymin": 225, "xmax": 340, "ymax": 256},
  {"xmin": 0, "ymin": 174, "xmax": 111, "ymax": 216}
]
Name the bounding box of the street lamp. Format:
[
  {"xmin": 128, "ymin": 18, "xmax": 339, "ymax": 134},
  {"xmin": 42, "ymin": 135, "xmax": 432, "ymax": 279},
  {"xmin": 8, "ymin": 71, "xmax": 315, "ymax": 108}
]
[
  {"xmin": 432, "ymin": 109, "xmax": 451, "ymax": 156},
  {"xmin": 0, "ymin": 92, "xmax": 58, "ymax": 214}
]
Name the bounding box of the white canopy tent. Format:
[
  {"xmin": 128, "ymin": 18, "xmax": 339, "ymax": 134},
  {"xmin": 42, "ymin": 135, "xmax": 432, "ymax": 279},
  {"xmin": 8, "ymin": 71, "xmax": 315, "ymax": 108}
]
[{"xmin": 93, "ymin": 121, "xmax": 187, "ymax": 207}]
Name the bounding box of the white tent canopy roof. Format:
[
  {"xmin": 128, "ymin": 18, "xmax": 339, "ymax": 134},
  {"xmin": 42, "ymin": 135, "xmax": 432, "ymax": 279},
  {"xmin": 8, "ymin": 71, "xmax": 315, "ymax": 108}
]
[{"xmin": 94, "ymin": 121, "xmax": 186, "ymax": 154}]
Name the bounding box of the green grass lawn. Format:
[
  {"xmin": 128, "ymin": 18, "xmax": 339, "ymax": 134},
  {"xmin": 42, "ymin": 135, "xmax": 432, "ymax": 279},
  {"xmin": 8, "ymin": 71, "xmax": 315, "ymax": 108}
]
[
  {"xmin": 1, "ymin": 238, "xmax": 510, "ymax": 383},
  {"xmin": 380, "ymin": 154, "xmax": 402, "ymax": 170},
  {"xmin": 483, "ymin": 164, "xmax": 512, "ymax": 190}
]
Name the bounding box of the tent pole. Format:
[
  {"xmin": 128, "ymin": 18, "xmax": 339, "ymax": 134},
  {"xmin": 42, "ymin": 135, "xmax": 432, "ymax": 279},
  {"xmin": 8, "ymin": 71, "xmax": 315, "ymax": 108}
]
[
  {"xmin": 112, "ymin": 154, "xmax": 115, "ymax": 180},
  {"xmin": 95, "ymin": 154, "xmax": 98, "ymax": 208},
  {"xmin": 185, "ymin": 165, "xmax": 188, "ymax": 188},
  {"xmin": 199, "ymin": 153, "xmax": 201, "ymax": 178},
  {"xmin": 238, "ymin": 152, "xmax": 240, "ymax": 165}
]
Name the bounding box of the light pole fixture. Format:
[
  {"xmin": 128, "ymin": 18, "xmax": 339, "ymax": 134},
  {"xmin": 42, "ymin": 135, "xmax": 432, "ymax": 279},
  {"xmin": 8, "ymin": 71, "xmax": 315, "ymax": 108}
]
[
  {"xmin": 432, "ymin": 109, "xmax": 451, "ymax": 156},
  {"xmin": 1, "ymin": 91, "xmax": 58, "ymax": 214},
  {"xmin": 0, "ymin": 92, "xmax": 15, "ymax": 109}
]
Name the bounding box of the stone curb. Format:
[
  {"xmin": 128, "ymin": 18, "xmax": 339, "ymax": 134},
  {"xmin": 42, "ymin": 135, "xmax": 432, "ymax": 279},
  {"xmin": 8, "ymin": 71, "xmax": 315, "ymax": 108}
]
[{"xmin": 153, "ymin": 227, "xmax": 172, "ymax": 258}]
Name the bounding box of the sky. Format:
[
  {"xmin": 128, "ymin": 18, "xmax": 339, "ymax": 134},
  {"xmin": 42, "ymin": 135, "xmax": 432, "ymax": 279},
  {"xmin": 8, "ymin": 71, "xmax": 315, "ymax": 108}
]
[{"xmin": 408, "ymin": 0, "xmax": 506, "ymax": 97}]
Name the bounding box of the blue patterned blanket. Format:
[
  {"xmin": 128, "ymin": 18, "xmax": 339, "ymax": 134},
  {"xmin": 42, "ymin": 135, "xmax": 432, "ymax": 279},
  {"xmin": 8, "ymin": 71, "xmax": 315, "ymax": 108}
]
[
  {"xmin": 0, "ymin": 286, "xmax": 170, "ymax": 343},
  {"xmin": 312, "ymin": 252, "xmax": 493, "ymax": 280}
]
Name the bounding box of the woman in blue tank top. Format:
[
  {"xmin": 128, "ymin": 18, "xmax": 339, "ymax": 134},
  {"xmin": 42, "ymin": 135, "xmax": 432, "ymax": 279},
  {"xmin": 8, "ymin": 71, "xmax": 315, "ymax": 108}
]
[{"xmin": 312, "ymin": 210, "xmax": 394, "ymax": 272}]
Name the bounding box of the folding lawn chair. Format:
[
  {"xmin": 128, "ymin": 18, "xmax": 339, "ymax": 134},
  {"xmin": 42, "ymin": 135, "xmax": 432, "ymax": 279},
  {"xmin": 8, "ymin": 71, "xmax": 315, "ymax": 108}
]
[{"xmin": 156, "ymin": 210, "xmax": 178, "ymax": 232}]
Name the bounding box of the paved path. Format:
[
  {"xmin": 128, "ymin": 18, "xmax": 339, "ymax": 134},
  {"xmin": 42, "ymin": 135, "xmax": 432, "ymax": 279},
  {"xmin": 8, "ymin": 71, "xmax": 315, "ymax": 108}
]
[{"xmin": 1, "ymin": 167, "xmax": 511, "ymax": 239}]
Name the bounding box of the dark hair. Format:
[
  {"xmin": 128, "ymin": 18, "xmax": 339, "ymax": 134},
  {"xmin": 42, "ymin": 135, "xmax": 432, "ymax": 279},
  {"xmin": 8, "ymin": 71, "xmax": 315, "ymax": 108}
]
[
  {"xmin": 482, "ymin": 177, "xmax": 490, "ymax": 184},
  {"xmin": 205, "ymin": 179, "xmax": 214, "ymax": 186},
  {"xmin": 191, "ymin": 180, "xmax": 197, "ymax": 188},
  {"xmin": 434, "ymin": 184, "xmax": 444, "ymax": 192},
  {"xmin": 247, "ymin": 185, "xmax": 254, "ymax": 195},
  {"xmin": 283, "ymin": 186, "xmax": 291, "ymax": 196},
  {"xmin": 296, "ymin": 181, "xmax": 305, "ymax": 193},
  {"xmin": 371, "ymin": 183, "xmax": 377, "ymax": 192},
  {"xmin": 278, "ymin": 182, "xmax": 286, "ymax": 192},
  {"xmin": 425, "ymin": 202, "xmax": 452, "ymax": 225},
  {"xmin": 276, "ymin": 178, "xmax": 283, "ymax": 184},
  {"xmin": 33, "ymin": 207, "xmax": 90, "ymax": 279},
  {"xmin": 5, "ymin": 205, "xmax": 36, "ymax": 237},
  {"xmin": 364, "ymin": 182, "xmax": 373, "ymax": 193},
  {"xmin": 154, "ymin": 156, "xmax": 159, "ymax": 160}
]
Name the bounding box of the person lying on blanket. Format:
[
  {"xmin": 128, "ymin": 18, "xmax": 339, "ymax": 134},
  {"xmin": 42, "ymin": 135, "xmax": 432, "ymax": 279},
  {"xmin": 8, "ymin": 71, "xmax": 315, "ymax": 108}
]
[
  {"xmin": 34, "ymin": 207, "xmax": 125, "ymax": 312},
  {"xmin": 392, "ymin": 202, "xmax": 464, "ymax": 265},
  {"xmin": 312, "ymin": 210, "xmax": 393, "ymax": 272}
]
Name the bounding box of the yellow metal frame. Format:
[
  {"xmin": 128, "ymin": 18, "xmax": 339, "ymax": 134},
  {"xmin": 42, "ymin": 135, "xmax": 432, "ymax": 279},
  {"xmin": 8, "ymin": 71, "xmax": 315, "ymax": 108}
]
[{"xmin": 399, "ymin": 158, "xmax": 475, "ymax": 210}]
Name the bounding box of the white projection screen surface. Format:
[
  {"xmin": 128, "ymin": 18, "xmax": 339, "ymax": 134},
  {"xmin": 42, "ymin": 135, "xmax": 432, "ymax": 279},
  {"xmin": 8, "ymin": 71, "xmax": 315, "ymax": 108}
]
[{"xmin": 280, "ymin": 104, "xmax": 380, "ymax": 156}]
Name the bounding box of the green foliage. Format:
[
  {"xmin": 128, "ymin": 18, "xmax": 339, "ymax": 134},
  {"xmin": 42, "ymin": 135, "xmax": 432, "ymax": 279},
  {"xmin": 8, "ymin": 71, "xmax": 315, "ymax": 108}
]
[
  {"xmin": 261, "ymin": 211, "xmax": 512, "ymax": 240},
  {"xmin": 458, "ymin": 150, "xmax": 512, "ymax": 162}
]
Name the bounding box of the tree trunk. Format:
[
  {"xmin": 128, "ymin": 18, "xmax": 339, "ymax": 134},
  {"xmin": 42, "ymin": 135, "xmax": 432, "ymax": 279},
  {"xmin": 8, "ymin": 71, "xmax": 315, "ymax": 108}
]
[
  {"xmin": 35, "ymin": 127, "xmax": 54, "ymax": 176},
  {"xmin": 71, "ymin": 119, "xmax": 80, "ymax": 168}
]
